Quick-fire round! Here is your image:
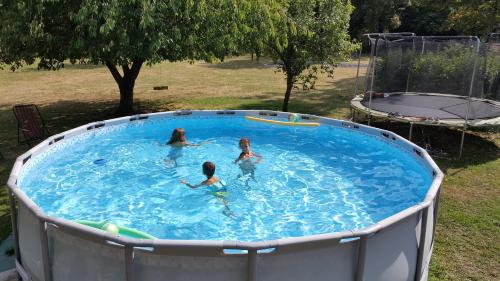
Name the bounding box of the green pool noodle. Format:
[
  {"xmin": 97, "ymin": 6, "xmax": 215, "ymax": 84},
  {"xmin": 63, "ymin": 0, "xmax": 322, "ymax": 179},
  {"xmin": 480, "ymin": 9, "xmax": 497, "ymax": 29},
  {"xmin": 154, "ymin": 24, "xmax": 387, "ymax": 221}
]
[{"xmin": 75, "ymin": 220, "xmax": 156, "ymax": 239}]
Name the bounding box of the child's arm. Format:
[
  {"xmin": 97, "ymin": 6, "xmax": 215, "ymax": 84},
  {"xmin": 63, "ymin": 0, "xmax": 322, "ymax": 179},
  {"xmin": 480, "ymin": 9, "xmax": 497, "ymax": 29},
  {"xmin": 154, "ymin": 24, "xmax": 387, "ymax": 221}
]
[
  {"xmin": 186, "ymin": 140, "xmax": 211, "ymax": 146},
  {"xmin": 155, "ymin": 140, "xmax": 166, "ymax": 146},
  {"xmin": 180, "ymin": 179, "xmax": 202, "ymax": 189},
  {"xmin": 185, "ymin": 143, "xmax": 200, "ymax": 147},
  {"xmin": 255, "ymin": 153, "xmax": 263, "ymax": 163},
  {"xmin": 234, "ymin": 153, "xmax": 244, "ymax": 164}
]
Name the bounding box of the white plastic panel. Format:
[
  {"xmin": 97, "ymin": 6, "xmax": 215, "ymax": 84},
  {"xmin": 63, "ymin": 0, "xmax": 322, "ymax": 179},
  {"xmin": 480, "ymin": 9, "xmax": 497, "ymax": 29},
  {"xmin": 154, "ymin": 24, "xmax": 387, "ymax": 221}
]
[
  {"xmin": 18, "ymin": 202, "xmax": 44, "ymax": 281},
  {"xmin": 255, "ymin": 239, "xmax": 358, "ymax": 281},
  {"xmin": 47, "ymin": 226, "xmax": 126, "ymax": 281},
  {"xmin": 363, "ymin": 213, "xmax": 419, "ymax": 281},
  {"xmin": 134, "ymin": 248, "xmax": 247, "ymax": 281}
]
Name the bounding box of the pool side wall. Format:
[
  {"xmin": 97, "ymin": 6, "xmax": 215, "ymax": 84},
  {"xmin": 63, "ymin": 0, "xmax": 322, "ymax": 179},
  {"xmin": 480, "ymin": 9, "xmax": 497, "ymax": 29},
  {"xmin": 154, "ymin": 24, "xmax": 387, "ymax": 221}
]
[{"xmin": 7, "ymin": 110, "xmax": 443, "ymax": 281}]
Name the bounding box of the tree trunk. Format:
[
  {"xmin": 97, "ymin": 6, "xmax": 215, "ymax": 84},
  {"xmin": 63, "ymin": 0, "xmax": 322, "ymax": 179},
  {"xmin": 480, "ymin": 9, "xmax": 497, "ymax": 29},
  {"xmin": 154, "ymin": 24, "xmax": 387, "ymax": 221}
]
[
  {"xmin": 282, "ymin": 73, "xmax": 294, "ymax": 112},
  {"xmin": 117, "ymin": 79, "xmax": 135, "ymax": 116},
  {"xmin": 106, "ymin": 60, "xmax": 143, "ymax": 116}
]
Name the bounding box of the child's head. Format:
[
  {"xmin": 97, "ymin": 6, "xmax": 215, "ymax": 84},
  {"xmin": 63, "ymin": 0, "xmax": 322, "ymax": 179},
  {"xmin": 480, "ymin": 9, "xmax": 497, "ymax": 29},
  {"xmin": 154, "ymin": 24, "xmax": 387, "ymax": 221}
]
[
  {"xmin": 202, "ymin": 161, "xmax": 216, "ymax": 178},
  {"xmin": 288, "ymin": 113, "xmax": 299, "ymax": 122},
  {"xmin": 239, "ymin": 138, "xmax": 251, "ymax": 152},
  {"xmin": 168, "ymin": 128, "xmax": 186, "ymax": 144}
]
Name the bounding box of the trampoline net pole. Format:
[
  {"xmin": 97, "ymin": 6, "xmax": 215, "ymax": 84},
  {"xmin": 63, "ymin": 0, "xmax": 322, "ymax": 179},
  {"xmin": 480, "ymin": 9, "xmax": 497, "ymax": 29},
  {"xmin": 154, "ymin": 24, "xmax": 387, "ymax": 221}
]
[
  {"xmin": 352, "ymin": 38, "xmax": 364, "ymax": 121},
  {"xmin": 405, "ymin": 38, "xmax": 416, "ymax": 93},
  {"xmin": 367, "ymin": 38, "xmax": 378, "ymax": 126},
  {"xmin": 353, "ymin": 40, "xmax": 363, "ymax": 97},
  {"xmin": 460, "ymin": 37, "xmax": 482, "ymax": 159}
]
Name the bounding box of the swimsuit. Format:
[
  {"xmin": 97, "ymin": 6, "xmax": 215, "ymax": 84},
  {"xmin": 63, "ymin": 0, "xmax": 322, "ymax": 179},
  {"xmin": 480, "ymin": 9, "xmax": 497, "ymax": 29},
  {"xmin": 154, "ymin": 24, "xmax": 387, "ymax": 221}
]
[
  {"xmin": 209, "ymin": 181, "xmax": 228, "ymax": 196},
  {"xmin": 168, "ymin": 147, "xmax": 183, "ymax": 159}
]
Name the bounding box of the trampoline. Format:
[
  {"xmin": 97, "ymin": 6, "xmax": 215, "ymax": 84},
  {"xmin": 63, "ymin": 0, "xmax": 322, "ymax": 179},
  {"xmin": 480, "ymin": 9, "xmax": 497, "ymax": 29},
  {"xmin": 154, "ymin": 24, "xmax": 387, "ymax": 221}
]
[
  {"xmin": 352, "ymin": 92, "xmax": 500, "ymax": 127},
  {"xmin": 351, "ymin": 33, "xmax": 500, "ymax": 157}
]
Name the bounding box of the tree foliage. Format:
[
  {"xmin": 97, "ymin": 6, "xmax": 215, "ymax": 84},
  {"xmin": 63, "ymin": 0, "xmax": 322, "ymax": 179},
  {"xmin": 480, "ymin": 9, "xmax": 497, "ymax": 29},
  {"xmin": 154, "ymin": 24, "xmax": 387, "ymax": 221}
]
[
  {"xmin": 446, "ymin": 0, "xmax": 499, "ymax": 37},
  {"xmin": 350, "ymin": 0, "xmax": 499, "ymax": 39},
  {"xmin": 0, "ymin": 0, "xmax": 275, "ymax": 114},
  {"xmin": 264, "ymin": 0, "xmax": 357, "ymax": 111},
  {"xmin": 396, "ymin": 3, "xmax": 453, "ymax": 36},
  {"xmin": 349, "ymin": 0, "xmax": 412, "ymax": 39}
]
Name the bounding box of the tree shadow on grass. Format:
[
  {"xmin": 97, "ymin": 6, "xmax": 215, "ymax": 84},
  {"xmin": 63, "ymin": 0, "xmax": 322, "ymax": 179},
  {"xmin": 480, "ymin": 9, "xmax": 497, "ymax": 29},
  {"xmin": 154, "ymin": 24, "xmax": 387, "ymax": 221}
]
[
  {"xmin": 357, "ymin": 120, "xmax": 499, "ymax": 171},
  {"xmin": 202, "ymin": 58, "xmax": 274, "ymax": 70},
  {"xmin": 60, "ymin": 63, "xmax": 106, "ymax": 70},
  {"xmin": 13, "ymin": 63, "xmax": 106, "ymax": 73}
]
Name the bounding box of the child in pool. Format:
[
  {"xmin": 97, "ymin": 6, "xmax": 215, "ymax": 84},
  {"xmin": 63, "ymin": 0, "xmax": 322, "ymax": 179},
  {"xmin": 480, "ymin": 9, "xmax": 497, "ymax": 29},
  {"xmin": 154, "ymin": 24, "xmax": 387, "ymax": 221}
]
[
  {"xmin": 288, "ymin": 113, "xmax": 300, "ymax": 122},
  {"xmin": 164, "ymin": 128, "xmax": 199, "ymax": 167},
  {"xmin": 166, "ymin": 128, "xmax": 200, "ymax": 147},
  {"xmin": 235, "ymin": 138, "xmax": 262, "ymax": 183},
  {"xmin": 180, "ymin": 162, "xmax": 233, "ymax": 217},
  {"xmin": 180, "ymin": 161, "xmax": 222, "ymax": 189}
]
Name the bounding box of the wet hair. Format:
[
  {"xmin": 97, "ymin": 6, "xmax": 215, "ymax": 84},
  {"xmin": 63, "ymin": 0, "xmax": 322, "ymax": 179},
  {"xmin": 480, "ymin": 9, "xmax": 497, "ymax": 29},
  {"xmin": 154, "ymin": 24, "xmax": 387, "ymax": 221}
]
[
  {"xmin": 167, "ymin": 128, "xmax": 186, "ymax": 144},
  {"xmin": 202, "ymin": 162, "xmax": 216, "ymax": 178},
  {"xmin": 239, "ymin": 138, "xmax": 250, "ymax": 146}
]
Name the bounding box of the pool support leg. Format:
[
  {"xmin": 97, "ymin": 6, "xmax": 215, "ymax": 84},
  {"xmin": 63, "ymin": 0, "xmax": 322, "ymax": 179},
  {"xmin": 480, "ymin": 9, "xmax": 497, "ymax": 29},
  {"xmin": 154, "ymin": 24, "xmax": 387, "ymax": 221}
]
[
  {"xmin": 39, "ymin": 219, "xmax": 52, "ymax": 281},
  {"xmin": 125, "ymin": 245, "xmax": 135, "ymax": 281},
  {"xmin": 409, "ymin": 122, "xmax": 414, "ymax": 141},
  {"xmin": 415, "ymin": 207, "xmax": 429, "ymax": 281},
  {"xmin": 431, "ymin": 189, "xmax": 441, "ymax": 246},
  {"xmin": 8, "ymin": 191, "xmax": 22, "ymax": 281},
  {"xmin": 247, "ymin": 249, "xmax": 257, "ymax": 281},
  {"xmin": 355, "ymin": 236, "xmax": 367, "ymax": 281}
]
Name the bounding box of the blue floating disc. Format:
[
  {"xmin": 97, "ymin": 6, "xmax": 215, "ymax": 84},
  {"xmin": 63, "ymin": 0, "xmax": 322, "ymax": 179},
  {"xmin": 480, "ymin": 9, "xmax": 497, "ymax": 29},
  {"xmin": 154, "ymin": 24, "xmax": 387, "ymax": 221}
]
[{"xmin": 93, "ymin": 159, "xmax": 107, "ymax": 165}]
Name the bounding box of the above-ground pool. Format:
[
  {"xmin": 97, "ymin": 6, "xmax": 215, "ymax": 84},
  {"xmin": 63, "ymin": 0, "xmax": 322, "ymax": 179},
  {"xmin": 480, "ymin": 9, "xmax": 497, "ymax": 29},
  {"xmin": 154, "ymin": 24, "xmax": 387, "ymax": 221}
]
[{"xmin": 8, "ymin": 110, "xmax": 443, "ymax": 281}]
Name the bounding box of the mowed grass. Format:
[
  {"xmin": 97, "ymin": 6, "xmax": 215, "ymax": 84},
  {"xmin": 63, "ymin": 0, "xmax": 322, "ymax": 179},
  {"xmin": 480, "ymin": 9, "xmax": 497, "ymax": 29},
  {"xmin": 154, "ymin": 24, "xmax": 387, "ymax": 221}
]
[{"xmin": 0, "ymin": 56, "xmax": 498, "ymax": 280}]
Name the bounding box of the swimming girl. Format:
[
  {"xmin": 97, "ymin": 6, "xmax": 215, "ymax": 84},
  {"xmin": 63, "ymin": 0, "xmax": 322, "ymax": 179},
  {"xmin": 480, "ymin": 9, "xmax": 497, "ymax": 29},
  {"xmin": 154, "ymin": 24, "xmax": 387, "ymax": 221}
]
[
  {"xmin": 164, "ymin": 128, "xmax": 199, "ymax": 167},
  {"xmin": 166, "ymin": 128, "xmax": 199, "ymax": 147},
  {"xmin": 235, "ymin": 138, "xmax": 262, "ymax": 183},
  {"xmin": 235, "ymin": 138, "xmax": 262, "ymax": 163}
]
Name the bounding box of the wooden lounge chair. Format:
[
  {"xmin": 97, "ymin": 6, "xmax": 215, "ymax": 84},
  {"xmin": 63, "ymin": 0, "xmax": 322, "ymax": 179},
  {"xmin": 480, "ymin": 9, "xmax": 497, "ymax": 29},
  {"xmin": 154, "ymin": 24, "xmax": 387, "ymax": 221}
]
[{"xmin": 13, "ymin": 104, "xmax": 51, "ymax": 146}]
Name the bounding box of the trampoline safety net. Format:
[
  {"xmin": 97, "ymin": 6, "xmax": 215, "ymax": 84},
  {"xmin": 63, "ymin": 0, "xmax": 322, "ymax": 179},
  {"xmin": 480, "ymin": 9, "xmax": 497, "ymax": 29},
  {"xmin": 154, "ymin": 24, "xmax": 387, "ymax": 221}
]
[{"xmin": 356, "ymin": 34, "xmax": 500, "ymax": 125}]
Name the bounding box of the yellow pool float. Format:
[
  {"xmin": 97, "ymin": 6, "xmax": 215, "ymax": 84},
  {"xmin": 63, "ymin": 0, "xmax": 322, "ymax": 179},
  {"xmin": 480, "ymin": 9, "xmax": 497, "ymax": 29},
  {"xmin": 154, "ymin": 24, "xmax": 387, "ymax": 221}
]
[{"xmin": 244, "ymin": 116, "xmax": 320, "ymax": 127}]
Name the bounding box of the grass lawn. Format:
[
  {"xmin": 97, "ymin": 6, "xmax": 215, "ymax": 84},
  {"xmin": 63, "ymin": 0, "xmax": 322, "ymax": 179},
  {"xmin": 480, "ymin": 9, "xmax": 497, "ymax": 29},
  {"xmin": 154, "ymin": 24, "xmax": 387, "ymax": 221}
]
[{"xmin": 0, "ymin": 56, "xmax": 498, "ymax": 280}]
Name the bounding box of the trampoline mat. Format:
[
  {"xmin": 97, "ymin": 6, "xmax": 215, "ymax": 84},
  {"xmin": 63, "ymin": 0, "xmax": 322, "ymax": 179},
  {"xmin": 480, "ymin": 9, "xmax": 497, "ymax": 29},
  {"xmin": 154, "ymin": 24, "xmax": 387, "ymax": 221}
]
[{"xmin": 361, "ymin": 94, "xmax": 500, "ymax": 120}]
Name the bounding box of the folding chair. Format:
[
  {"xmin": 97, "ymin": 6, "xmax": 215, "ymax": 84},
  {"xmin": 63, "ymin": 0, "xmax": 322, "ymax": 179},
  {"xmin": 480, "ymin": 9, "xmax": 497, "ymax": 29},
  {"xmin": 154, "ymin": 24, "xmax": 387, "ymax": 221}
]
[{"xmin": 13, "ymin": 104, "xmax": 51, "ymax": 146}]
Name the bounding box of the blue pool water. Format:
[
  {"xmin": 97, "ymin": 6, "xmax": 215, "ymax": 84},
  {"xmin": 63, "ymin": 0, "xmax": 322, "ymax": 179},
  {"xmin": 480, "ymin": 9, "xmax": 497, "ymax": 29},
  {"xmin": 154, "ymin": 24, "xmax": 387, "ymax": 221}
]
[{"xmin": 19, "ymin": 116, "xmax": 432, "ymax": 241}]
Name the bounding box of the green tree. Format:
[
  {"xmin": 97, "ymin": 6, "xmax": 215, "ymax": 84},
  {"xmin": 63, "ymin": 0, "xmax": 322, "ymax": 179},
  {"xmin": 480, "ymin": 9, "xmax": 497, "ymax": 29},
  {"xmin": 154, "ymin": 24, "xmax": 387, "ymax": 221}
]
[
  {"xmin": 446, "ymin": 0, "xmax": 499, "ymax": 37},
  {"xmin": 397, "ymin": 0, "xmax": 498, "ymax": 37},
  {"xmin": 0, "ymin": 0, "xmax": 272, "ymax": 115},
  {"xmin": 349, "ymin": 0, "xmax": 413, "ymax": 39},
  {"xmin": 265, "ymin": 0, "xmax": 357, "ymax": 112},
  {"xmin": 396, "ymin": 4, "xmax": 454, "ymax": 36}
]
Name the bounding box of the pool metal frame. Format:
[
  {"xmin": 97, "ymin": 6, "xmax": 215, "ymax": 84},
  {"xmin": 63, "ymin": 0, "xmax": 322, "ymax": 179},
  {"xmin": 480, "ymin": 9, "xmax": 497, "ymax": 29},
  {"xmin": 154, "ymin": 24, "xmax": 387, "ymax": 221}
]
[{"xmin": 7, "ymin": 110, "xmax": 443, "ymax": 281}]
